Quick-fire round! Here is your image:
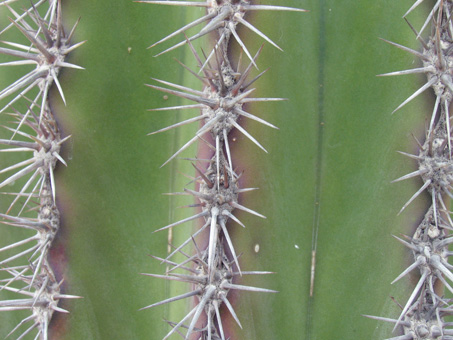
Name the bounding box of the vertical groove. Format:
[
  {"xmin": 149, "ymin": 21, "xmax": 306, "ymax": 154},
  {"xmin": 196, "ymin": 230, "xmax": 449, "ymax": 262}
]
[{"xmin": 306, "ymin": 1, "xmax": 326, "ymax": 339}]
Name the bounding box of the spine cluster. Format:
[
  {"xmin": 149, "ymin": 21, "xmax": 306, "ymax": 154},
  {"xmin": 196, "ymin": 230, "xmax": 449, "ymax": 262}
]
[
  {"xmin": 0, "ymin": 0, "xmax": 83, "ymax": 338},
  {"xmin": 138, "ymin": 1, "xmax": 305, "ymax": 339},
  {"xmin": 367, "ymin": 1, "xmax": 453, "ymax": 339}
]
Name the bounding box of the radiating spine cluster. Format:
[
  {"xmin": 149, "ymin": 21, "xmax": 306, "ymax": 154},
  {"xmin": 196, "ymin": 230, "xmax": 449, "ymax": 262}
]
[
  {"xmin": 0, "ymin": 1, "xmax": 83, "ymax": 338},
  {"xmin": 137, "ymin": 1, "xmax": 306, "ymax": 339},
  {"xmin": 366, "ymin": 1, "xmax": 453, "ymax": 339}
]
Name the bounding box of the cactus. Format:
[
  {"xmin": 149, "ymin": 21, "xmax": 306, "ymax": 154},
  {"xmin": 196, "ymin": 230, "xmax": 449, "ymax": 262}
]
[{"xmin": 0, "ymin": 0, "xmax": 436, "ymax": 339}]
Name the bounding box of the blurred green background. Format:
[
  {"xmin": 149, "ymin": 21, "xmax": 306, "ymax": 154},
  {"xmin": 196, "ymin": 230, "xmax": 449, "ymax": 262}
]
[{"xmin": 0, "ymin": 0, "xmax": 433, "ymax": 339}]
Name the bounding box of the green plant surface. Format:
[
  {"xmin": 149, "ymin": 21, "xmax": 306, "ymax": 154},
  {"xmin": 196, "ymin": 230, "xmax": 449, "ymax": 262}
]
[
  {"xmin": 230, "ymin": 1, "xmax": 430, "ymax": 339},
  {"xmin": 0, "ymin": 0, "xmax": 433, "ymax": 339}
]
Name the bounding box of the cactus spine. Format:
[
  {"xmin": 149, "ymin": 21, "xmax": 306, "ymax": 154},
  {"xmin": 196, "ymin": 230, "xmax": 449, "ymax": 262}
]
[{"xmin": 137, "ymin": 1, "xmax": 306, "ymax": 339}]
